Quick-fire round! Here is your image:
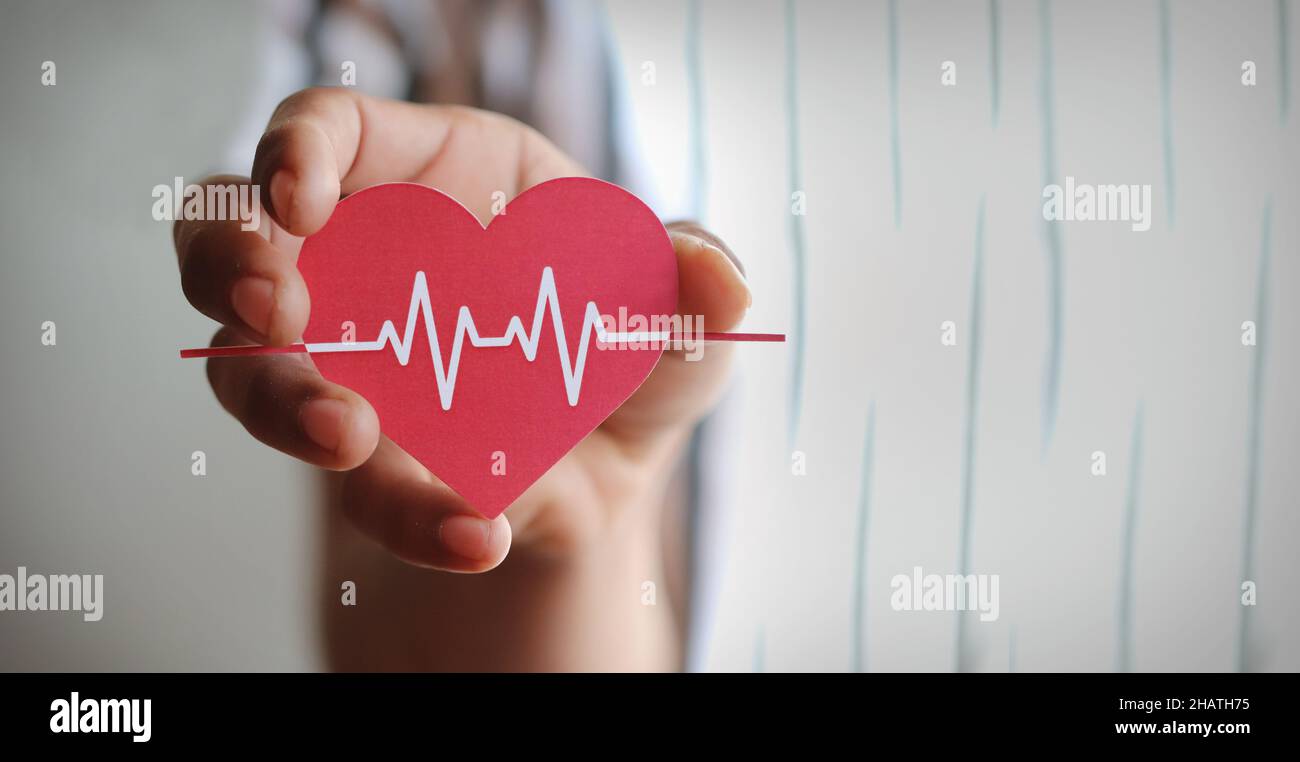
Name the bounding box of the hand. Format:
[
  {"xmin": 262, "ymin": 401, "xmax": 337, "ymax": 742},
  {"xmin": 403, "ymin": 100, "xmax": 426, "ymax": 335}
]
[{"xmin": 174, "ymin": 87, "xmax": 750, "ymax": 573}]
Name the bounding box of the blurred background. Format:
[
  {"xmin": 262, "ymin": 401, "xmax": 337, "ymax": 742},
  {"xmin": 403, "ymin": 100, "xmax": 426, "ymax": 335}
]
[{"xmin": 1, "ymin": 0, "xmax": 1296, "ymax": 671}]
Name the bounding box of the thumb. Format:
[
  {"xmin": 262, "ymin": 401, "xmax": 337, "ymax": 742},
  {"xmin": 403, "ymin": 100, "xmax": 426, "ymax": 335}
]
[{"xmin": 599, "ymin": 222, "xmax": 751, "ymax": 447}]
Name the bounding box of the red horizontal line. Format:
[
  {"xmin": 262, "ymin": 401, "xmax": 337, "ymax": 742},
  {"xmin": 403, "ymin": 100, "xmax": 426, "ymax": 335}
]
[
  {"xmin": 697, "ymin": 332, "xmax": 786, "ymax": 342},
  {"xmin": 179, "ymin": 344, "xmax": 308, "ymax": 359},
  {"xmin": 177, "ymin": 332, "xmax": 785, "ymax": 359}
]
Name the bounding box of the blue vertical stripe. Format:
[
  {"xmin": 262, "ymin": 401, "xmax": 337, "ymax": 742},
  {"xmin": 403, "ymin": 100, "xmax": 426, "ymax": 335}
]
[
  {"xmin": 888, "ymin": 0, "xmax": 903, "ymax": 228},
  {"xmin": 850, "ymin": 403, "xmax": 876, "ymax": 673},
  {"xmin": 1117, "ymin": 402, "xmax": 1145, "ymax": 673},
  {"xmin": 955, "ymin": 197, "xmax": 986, "ymax": 672},
  {"xmin": 1236, "ymin": 201, "xmax": 1272, "ymax": 673},
  {"xmin": 785, "ymin": 0, "xmax": 807, "ymax": 445},
  {"xmin": 1038, "ymin": 0, "xmax": 1063, "ymax": 451},
  {"xmin": 685, "ymin": 0, "xmax": 708, "ymax": 221}
]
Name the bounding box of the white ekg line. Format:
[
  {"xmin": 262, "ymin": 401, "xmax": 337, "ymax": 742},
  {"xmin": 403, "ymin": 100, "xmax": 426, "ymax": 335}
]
[{"xmin": 306, "ymin": 267, "xmax": 669, "ymax": 410}]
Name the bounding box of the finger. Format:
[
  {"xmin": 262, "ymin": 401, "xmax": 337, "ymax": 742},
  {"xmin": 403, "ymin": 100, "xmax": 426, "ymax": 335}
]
[
  {"xmin": 340, "ymin": 438, "xmax": 512, "ymax": 572},
  {"xmin": 206, "ymin": 327, "xmax": 380, "ymax": 470},
  {"xmin": 174, "ymin": 176, "xmax": 310, "ymax": 346},
  {"xmin": 250, "ymin": 87, "xmax": 583, "ymax": 234},
  {"xmin": 600, "ymin": 223, "xmax": 751, "ymax": 445}
]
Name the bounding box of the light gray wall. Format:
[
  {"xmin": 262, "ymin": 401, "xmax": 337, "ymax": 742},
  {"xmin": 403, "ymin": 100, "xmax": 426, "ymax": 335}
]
[{"xmin": 0, "ymin": 0, "xmax": 319, "ymax": 671}]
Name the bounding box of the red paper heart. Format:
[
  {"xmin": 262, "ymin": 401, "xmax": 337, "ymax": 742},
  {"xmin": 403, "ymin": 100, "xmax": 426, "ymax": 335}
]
[{"xmin": 297, "ymin": 179, "xmax": 678, "ymax": 518}]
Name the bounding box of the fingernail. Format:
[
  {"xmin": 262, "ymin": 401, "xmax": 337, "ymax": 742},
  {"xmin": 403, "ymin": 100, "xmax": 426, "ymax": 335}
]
[
  {"xmin": 704, "ymin": 240, "xmax": 743, "ymax": 274},
  {"xmin": 439, "ymin": 514, "xmax": 495, "ymax": 562},
  {"xmin": 702, "ymin": 240, "xmax": 745, "ymax": 278},
  {"xmin": 270, "ymin": 169, "xmax": 295, "ymax": 229},
  {"xmin": 230, "ymin": 276, "xmax": 277, "ymax": 336},
  {"xmin": 299, "ymin": 397, "xmax": 349, "ymax": 454},
  {"xmin": 698, "ymin": 241, "xmax": 752, "ymax": 308}
]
